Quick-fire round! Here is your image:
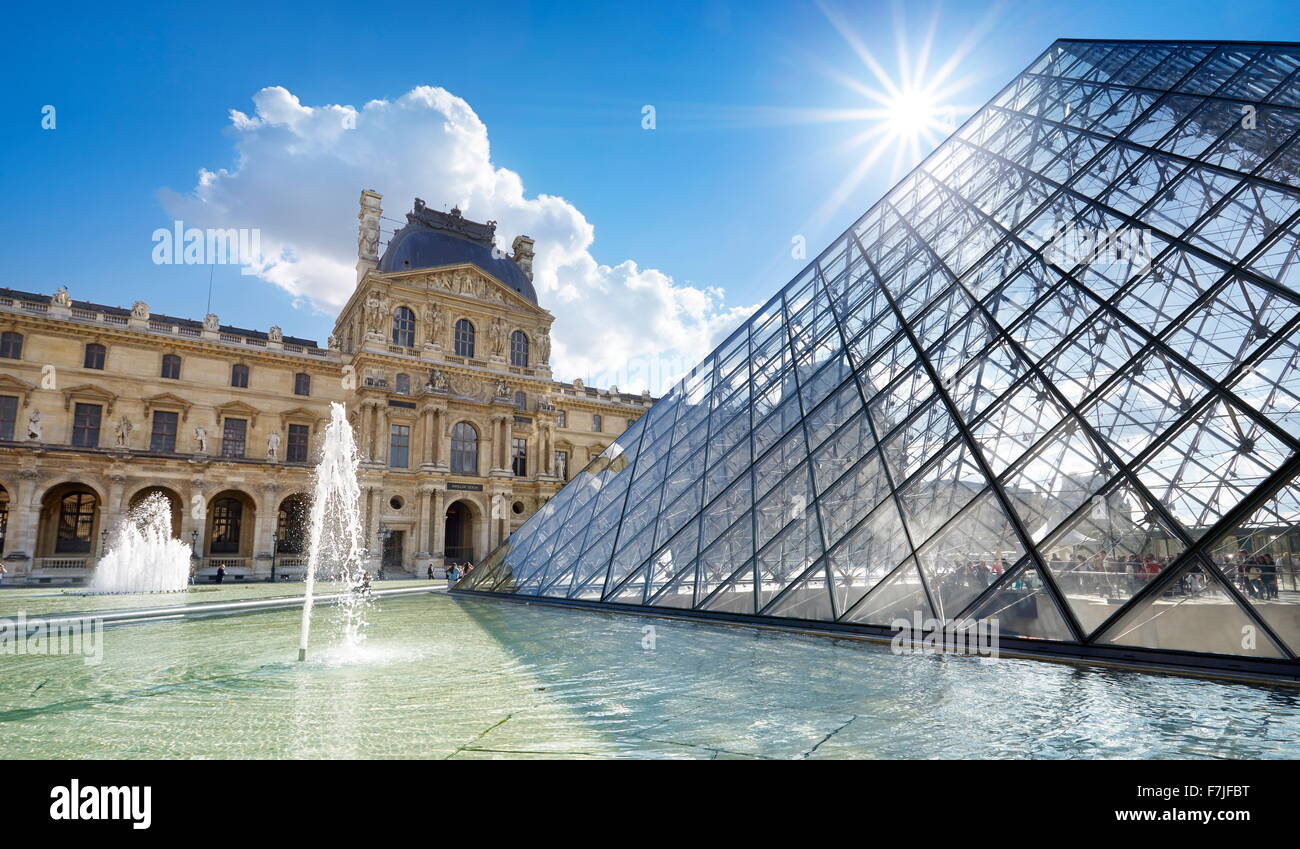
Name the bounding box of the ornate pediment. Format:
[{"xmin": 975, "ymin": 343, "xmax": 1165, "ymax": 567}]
[
  {"xmin": 142, "ymin": 392, "xmax": 193, "ymax": 421},
  {"xmin": 0, "ymin": 373, "xmax": 35, "ymax": 405},
  {"xmin": 385, "ymin": 264, "xmax": 546, "ymax": 315},
  {"xmin": 215, "ymin": 400, "xmax": 261, "ymax": 427},
  {"xmin": 61, "ymin": 383, "xmax": 117, "ymax": 415},
  {"xmin": 278, "ymin": 406, "xmax": 325, "ymax": 430}
]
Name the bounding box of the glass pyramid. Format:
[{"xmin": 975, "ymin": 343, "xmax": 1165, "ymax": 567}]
[{"xmin": 458, "ymin": 39, "xmax": 1300, "ymax": 671}]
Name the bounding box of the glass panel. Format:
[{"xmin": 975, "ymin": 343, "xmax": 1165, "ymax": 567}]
[
  {"xmin": 1204, "ymin": 474, "xmax": 1300, "ymax": 654},
  {"xmin": 967, "ymin": 560, "xmax": 1073, "ymax": 640},
  {"xmin": 1098, "ymin": 558, "xmax": 1286, "ymax": 658},
  {"xmin": 915, "ymin": 490, "xmax": 1026, "ymax": 619}
]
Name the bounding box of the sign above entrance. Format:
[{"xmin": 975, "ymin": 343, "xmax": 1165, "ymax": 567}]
[{"xmin": 447, "ymin": 482, "xmax": 483, "ymax": 492}]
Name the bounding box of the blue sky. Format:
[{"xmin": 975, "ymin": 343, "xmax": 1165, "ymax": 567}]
[{"xmin": 3, "ymin": 0, "xmax": 1299, "ymax": 388}]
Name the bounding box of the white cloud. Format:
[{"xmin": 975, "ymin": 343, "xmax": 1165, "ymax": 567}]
[{"xmin": 160, "ymin": 84, "xmax": 755, "ymax": 392}]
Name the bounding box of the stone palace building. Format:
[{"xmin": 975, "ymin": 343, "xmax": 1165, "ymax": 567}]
[{"xmin": 0, "ymin": 191, "xmax": 653, "ymax": 584}]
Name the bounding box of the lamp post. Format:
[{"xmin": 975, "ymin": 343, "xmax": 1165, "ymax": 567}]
[
  {"xmin": 100, "ymin": 528, "xmax": 109, "ymax": 555},
  {"xmin": 270, "ymin": 530, "xmax": 278, "ymax": 583},
  {"xmin": 190, "ymin": 530, "xmax": 200, "ymax": 585}
]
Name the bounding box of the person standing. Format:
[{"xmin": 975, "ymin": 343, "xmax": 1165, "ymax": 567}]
[
  {"xmin": 215, "ymin": 564, "xmax": 225, "ymax": 585},
  {"xmin": 0, "ymin": 562, "xmax": 7, "ymax": 587}
]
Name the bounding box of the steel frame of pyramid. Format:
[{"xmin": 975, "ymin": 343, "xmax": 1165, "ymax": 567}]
[{"xmin": 457, "ymin": 39, "xmax": 1300, "ymax": 682}]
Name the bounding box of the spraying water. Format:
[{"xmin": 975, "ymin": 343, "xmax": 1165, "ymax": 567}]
[
  {"xmin": 92, "ymin": 492, "xmax": 191, "ymax": 594},
  {"xmin": 298, "ymin": 402, "xmax": 369, "ymax": 661}
]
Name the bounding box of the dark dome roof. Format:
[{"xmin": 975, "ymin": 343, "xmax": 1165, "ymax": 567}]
[{"xmin": 378, "ymin": 204, "xmax": 538, "ymax": 304}]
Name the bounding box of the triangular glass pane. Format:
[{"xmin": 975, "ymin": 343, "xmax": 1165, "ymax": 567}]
[
  {"xmin": 1134, "ymin": 398, "xmax": 1294, "ymax": 540},
  {"xmin": 762, "ymin": 561, "xmax": 836, "ymax": 621},
  {"xmin": 967, "ymin": 559, "xmax": 1073, "ymax": 640},
  {"xmin": 841, "ymin": 561, "xmax": 934, "ymax": 626},
  {"xmin": 1203, "ymin": 473, "xmax": 1300, "ymax": 654},
  {"xmin": 826, "ymin": 497, "xmax": 912, "ymax": 613},
  {"xmin": 698, "ymin": 558, "xmax": 756, "ymax": 614},
  {"xmin": 916, "ymin": 490, "xmax": 1026, "ymax": 619},
  {"xmin": 1039, "ymin": 477, "xmax": 1187, "ymax": 636},
  {"xmin": 1098, "ymin": 558, "xmax": 1286, "ymax": 658}
]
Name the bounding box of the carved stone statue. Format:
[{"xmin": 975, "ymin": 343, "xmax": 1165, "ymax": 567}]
[
  {"xmin": 538, "ymin": 332, "xmax": 551, "ymax": 364},
  {"xmin": 266, "ymin": 430, "xmax": 281, "ymax": 460},
  {"xmin": 427, "ymin": 369, "xmax": 449, "ymax": 392},
  {"xmin": 204, "ymin": 314, "xmax": 219, "ymax": 332},
  {"xmin": 26, "ymin": 409, "xmax": 42, "ymax": 441},
  {"xmin": 327, "ymin": 333, "xmax": 340, "ymax": 351},
  {"xmin": 425, "ymin": 303, "xmax": 446, "ymax": 344},
  {"xmin": 52, "ymin": 286, "xmax": 71, "ymax": 307},
  {"xmin": 572, "ymin": 377, "xmax": 584, "ymax": 390},
  {"xmin": 490, "ymin": 317, "xmax": 506, "ymax": 356},
  {"xmin": 114, "ymin": 416, "xmax": 133, "ymax": 448},
  {"xmin": 495, "ymin": 378, "xmax": 511, "ymax": 398},
  {"xmin": 268, "ymin": 325, "xmax": 283, "ymax": 343},
  {"xmin": 194, "ymin": 426, "xmax": 209, "ymax": 454},
  {"xmin": 131, "ymin": 301, "xmax": 150, "ymax": 320},
  {"xmin": 491, "ymin": 493, "xmax": 504, "ymax": 520},
  {"xmin": 363, "ymin": 292, "xmax": 388, "ymax": 337}
]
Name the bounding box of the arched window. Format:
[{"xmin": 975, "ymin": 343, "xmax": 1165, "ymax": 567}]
[
  {"xmin": 161, "ymin": 354, "xmax": 181, "ymax": 380},
  {"xmin": 276, "ymin": 495, "xmax": 308, "ymax": 555},
  {"xmin": 211, "ymin": 497, "xmax": 243, "ymax": 554},
  {"xmin": 514, "ymin": 391, "xmax": 527, "ymax": 411},
  {"xmin": 294, "ymin": 373, "xmax": 310, "ymax": 396},
  {"xmin": 510, "ymin": 330, "xmax": 529, "ymax": 367},
  {"xmin": 395, "ymin": 373, "xmax": 410, "ymax": 395},
  {"xmin": 231, "ymin": 364, "xmax": 249, "ymax": 388},
  {"xmin": 55, "ymin": 491, "xmax": 97, "ymax": 554},
  {"xmin": 392, "ymin": 306, "xmax": 416, "ymax": 347},
  {"xmin": 0, "ymin": 332, "xmax": 22, "ymax": 359},
  {"xmin": 451, "ymin": 422, "xmax": 479, "ymax": 475},
  {"xmin": 83, "ymin": 343, "xmax": 106, "ymax": 370},
  {"xmin": 454, "ymin": 319, "xmax": 475, "ymax": 358}
]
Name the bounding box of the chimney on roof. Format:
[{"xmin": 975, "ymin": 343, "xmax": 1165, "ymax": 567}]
[{"xmin": 511, "ymin": 235, "xmax": 535, "ymax": 281}]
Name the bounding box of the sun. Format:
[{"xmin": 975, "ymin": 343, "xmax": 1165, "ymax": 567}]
[
  {"xmin": 883, "ymin": 87, "xmax": 945, "ymax": 140},
  {"xmin": 793, "ymin": 0, "xmax": 1003, "ymax": 227}
]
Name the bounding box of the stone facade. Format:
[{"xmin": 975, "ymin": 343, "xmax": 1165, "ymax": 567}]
[{"xmin": 0, "ymin": 192, "xmax": 652, "ymax": 585}]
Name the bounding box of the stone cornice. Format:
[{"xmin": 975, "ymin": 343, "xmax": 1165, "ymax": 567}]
[{"xmin": 0, "ymin": 307, "xmax": 341, "ymax": 369}]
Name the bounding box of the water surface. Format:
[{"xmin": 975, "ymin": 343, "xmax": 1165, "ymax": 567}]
[{"xmin": 0, "ymin": 592, "xmax": 1296, "ymax": 758}]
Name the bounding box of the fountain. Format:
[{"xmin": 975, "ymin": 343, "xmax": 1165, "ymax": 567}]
[
  {"xmin": 298, "ymin": 402, "xmax": 369, "ymax": 661},
  {"xmin": 91, "ymin": 492, "xmax": 192, "ymax": 593}
]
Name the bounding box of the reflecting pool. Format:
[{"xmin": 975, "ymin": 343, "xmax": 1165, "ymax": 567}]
[{"xmin": 0, "ymin": 591, "xmax": 1297, "ymax": 758}]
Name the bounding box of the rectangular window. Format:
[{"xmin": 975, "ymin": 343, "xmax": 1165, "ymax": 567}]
[
  {"xmin": 556, "ymin": 410, "xmax": 567, "ymax": 428},
  {"xmin": 389, "ymin": 424, "xmax": 410, "ymax": 468},
  {"xmin": 150, "ymin": 410, "xmax": 178, "ymax": 453},
  {"xmin": 294, "ymin": 373, "xmax": 310, "ymax": 396},
  {"xmin": 512, "ymin": 438, "xmax": 527, "ymax": 477},
  {"xmin": 72, "ymin": 403, "xmax": 102, "ymax": 448},
  {"xmin": 221, "ymin": 418, "xmax": 247, "ymax": 458},
  {"xmin": 0, "ymin": 396, "xmax": 16, "ymax": 441},
  {"xmin": 287, "ymin": 424, "xmax": 310, "ymax": 463},
  {"xmin": 555, "ymin": 450, "xmax": 568, "ymax": 481},
  {"xmin": 592, "ymin": 414, "xmax": 602, "ymax": 432}
]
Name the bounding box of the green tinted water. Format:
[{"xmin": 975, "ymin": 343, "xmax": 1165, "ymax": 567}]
[{"xmin": 0, "ymin": 591, "xmax": 1296, "ymax": 758}]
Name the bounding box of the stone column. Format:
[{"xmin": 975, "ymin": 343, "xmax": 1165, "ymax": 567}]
[
  {"xmin": 185, "ymin": 478, "xmax": 205, "ymax": 563},
  {"xmin": 106, "ymin": 473, "xmax": 128, "ymax": 538},
  {"xmin": 254, "ymin": 483, "xmax": 280, "ymax": 576},
  {"xmin": 415, "ymin": 487, "xmax": 432, "ymax": 558},
  {"xmin": 9, "ymin": 469, "xmax": 41, "ymax": 580},
  {"xmin": 431, "ymin": 487, "xmax": 446, "ymax": 565},
  {"xmin": 376, "ymin": 405, "xmax": 390, "ymax": 467}
]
